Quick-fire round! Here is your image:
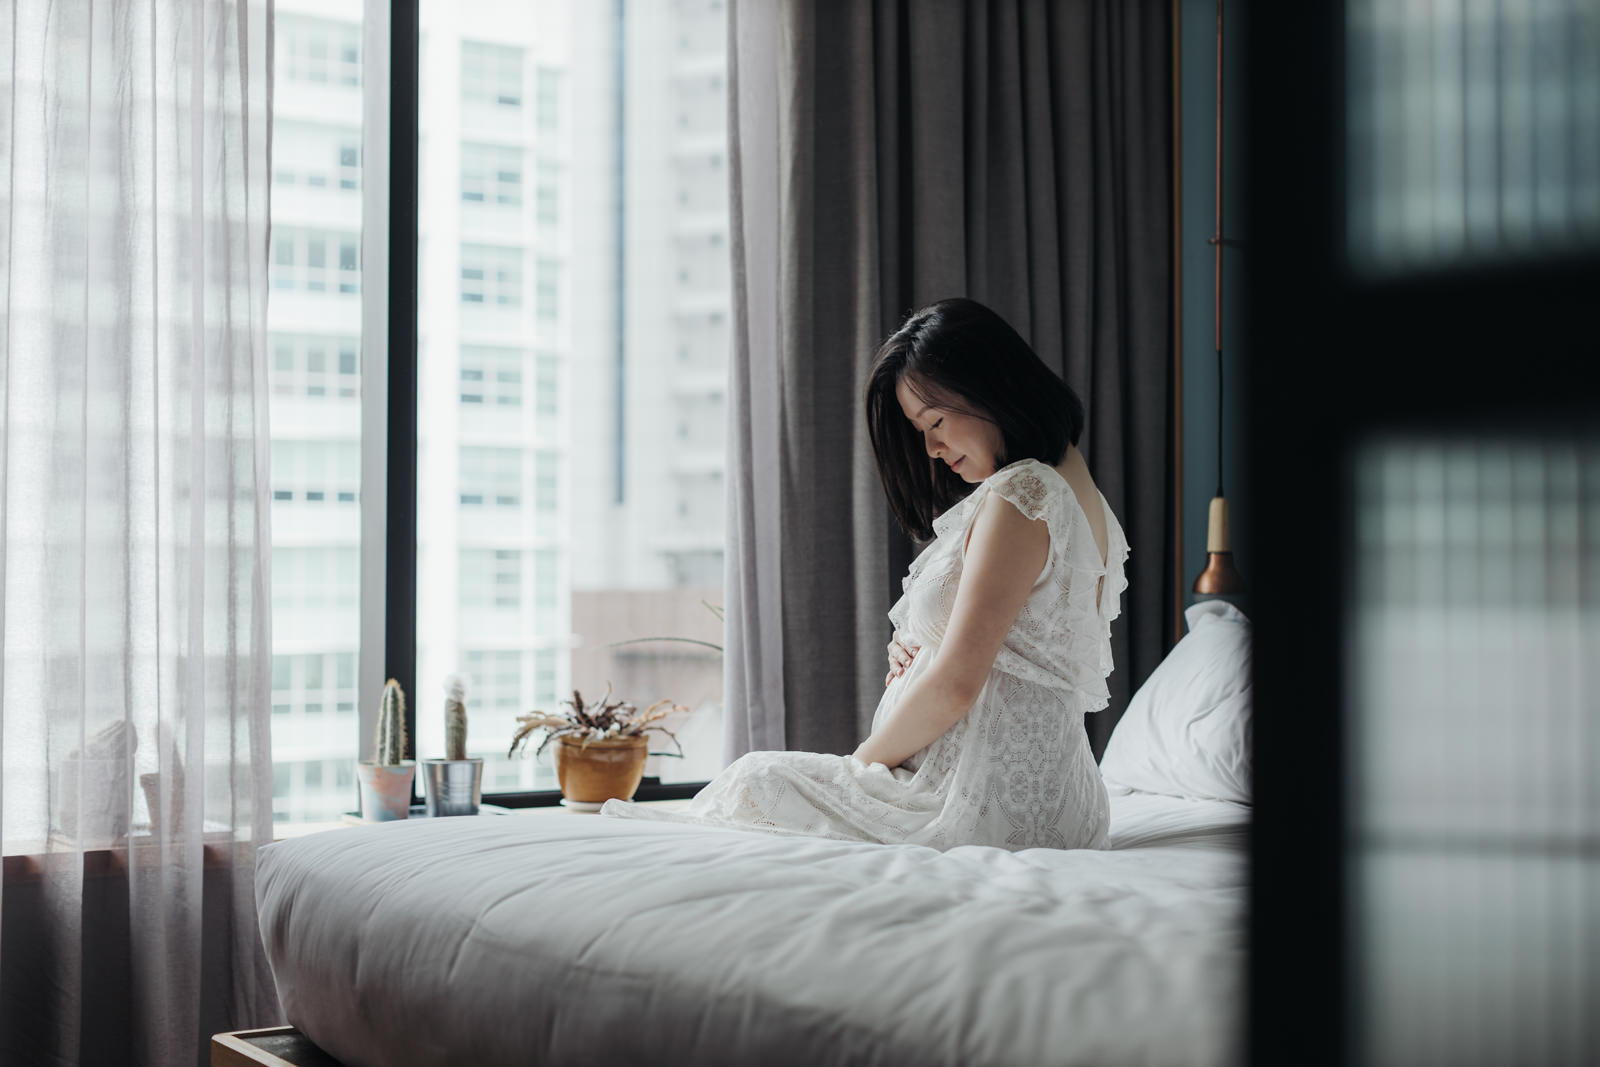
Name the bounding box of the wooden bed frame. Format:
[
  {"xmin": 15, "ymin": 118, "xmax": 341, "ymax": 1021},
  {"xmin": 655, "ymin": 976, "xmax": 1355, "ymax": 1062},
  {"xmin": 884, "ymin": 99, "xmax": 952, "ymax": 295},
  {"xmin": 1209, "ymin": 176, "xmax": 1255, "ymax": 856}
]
[{"xmin": 211, "ymin": 1026, "xmax": 346, "ymax": 1067}]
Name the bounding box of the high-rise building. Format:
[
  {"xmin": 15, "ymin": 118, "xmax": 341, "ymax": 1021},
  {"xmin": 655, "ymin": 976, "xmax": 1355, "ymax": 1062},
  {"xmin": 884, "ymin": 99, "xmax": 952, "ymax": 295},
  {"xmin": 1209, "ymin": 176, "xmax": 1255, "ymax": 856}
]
[
  {"xmin": 269, "ymin": 0, "xmax": 730, "ymax": 821},
  {"xmin": 268, "ymin": 0, "xmax": 366, "ymax": 823}
]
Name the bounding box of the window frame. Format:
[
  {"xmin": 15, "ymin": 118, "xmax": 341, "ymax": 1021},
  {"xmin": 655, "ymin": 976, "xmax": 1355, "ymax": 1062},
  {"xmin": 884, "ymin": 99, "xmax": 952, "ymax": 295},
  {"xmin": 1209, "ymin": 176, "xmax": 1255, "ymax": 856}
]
[{"xmin": 362, "ymin": 1, "xmax": 711, "ymax": 811}]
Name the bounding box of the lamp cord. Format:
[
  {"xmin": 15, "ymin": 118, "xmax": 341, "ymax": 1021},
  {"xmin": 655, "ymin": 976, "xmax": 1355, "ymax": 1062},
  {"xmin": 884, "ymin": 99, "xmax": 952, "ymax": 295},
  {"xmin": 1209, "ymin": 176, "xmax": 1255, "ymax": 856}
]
[
  {"xmin": 1213, "ymin": 0, "xmax": 1226, "ymax": 502},
  {"xmin": 1216, "ymin": 348, "xmax": 1224, "ymax": 499}
]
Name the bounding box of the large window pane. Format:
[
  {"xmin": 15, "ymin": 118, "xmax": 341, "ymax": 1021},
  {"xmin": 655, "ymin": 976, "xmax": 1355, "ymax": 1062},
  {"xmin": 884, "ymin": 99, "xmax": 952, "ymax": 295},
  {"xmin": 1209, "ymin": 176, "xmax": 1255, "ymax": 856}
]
[
  {"xmin": 268, "ymin": 2, "xmax": 364, "ymax": 824},
  {"xmin": 416, "ymin": 0, "xmax": 729, "ymax": 793}
]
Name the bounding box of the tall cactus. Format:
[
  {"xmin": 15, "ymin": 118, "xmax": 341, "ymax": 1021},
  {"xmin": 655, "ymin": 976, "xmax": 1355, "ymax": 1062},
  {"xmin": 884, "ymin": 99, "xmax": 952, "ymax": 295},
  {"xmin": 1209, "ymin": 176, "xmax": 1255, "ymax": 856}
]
[
  {"xmin": 443, "ymin": 674, "xmax": 468, "ymax": 761},
  {"xmin": 376, "ymin": 678, "xmax": 408, "ymax": 765}
]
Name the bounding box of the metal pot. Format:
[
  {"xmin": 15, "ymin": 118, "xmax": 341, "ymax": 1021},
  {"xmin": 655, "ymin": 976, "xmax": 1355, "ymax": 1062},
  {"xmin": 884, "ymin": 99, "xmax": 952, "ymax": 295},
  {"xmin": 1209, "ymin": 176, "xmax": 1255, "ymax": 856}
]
[{"xmin": 421, "ymin": 758, "xmax": 484, "ymax": 817}]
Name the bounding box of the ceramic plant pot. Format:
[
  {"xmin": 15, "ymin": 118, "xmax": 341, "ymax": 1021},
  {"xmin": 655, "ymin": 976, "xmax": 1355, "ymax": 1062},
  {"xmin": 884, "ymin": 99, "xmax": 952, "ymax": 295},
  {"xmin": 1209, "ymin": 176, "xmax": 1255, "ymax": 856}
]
[
  {"xmin": 554, "ymin": 735, "xmax": 649, "ymax": 808},
  {"xmin": 356, "ymin": 760, "xmax": 417, "ymax": 821}
]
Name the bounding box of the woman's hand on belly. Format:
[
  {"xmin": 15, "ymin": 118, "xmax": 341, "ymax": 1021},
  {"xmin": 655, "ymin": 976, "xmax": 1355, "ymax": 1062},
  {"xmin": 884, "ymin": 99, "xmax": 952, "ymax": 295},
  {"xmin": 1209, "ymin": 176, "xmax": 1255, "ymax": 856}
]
[{"xmin": 885, "ymin": 631, "xmax": 921, "ymax": 687}]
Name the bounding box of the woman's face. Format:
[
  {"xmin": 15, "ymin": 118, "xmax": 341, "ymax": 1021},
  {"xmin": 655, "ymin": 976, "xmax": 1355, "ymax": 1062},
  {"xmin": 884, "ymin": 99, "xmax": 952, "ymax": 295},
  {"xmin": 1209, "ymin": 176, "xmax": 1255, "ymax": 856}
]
[{"xmin": 895, "ymin": 376, "xmax": 1005, "ymax": 482}]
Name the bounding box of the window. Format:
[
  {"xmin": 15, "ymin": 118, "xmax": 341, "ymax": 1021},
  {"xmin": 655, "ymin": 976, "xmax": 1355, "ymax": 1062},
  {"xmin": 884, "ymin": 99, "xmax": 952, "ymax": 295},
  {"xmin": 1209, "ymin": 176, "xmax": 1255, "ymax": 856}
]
[
  {"xmin": 461, "ymin": 143, "xmax": 523, "ymax": 207},
  {"xmin": 272, "ymin": 121, "xmax": 363, "ymax": 194},
  {"xmin": 533, "ymin": 451, "xmax": 558, "ymax": 535},
  {"xmin": 461, "ymin": 244, "xmax": 523, "ymax": 307},
  {"xmin": 281, "ymin": 17, "xmax": 361, "ymax": 89},
  {"xmin": 270, "ymin": 228, "xmax": 359, "ymax": 296},
  {"xmin": 462, "ymin": 41, "xmax": 523, "ymax": 110},
  {"xmin": 533, "ymin": 355, "xmax": 558, "ymax": 421},
  {"xmin": 271, "ymin": 440, "xmax": 361, "ymax": 509},
  {"xmin": 462, "ymin": 649, "xmax": 524, "ymax": 713},
  {"xmin": 535, "ymin": 67, "xmax": 560, "ymax": 135},
  {"xmin": 533, "ymin": 550, "xmax": 558, "ymax": 632},
  {"xmin": 459, "ymin": 549, "xmax": 522, "ymax": 611},
  {"xmin": 459, "ymin": 447, "xmax": 523, "ymax": 509},
  {"xmin": 405, "ymin": 2, "xmax": 731, "ymax": 800},
  {"xmin": 535, "ymin": 258, "xmax": 558, "ymax": 321},
  {"xmin": 535, "ymin": 164, "xmax": 559, "ymax": 227},
  {"xmin": 339, "ymin": 143, "xmax": 361, "ymax": 189},
  {"xmin": 1344, "ymin": 1, "xmax": 1600, "ymax": 273},
  {"xmin": 339, "ymin": 239, "xmax": 359, "ymax": 293},
  {"xmin": 268, "ymin": 335, "xmax": 362, "ymax": 400},
  {"xmin": 460, "ymin": 346, "xmax": 523, "ymax": 408}
]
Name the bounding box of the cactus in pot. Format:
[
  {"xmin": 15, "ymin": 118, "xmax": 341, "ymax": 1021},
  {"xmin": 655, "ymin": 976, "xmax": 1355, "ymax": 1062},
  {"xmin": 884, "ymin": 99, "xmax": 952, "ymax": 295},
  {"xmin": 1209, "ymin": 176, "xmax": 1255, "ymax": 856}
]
[
  {"xmin": 356, "ymin": 678, "xmax": 416, "ymax": 821},
  {"xmin": 443, "ymin": 674, "xmax": 468, "ymax": 761},
  {"xmin": 377, "ymin": 678, "xmax": 408, "ymax": 765},
  {"xmin": 422, "ymin": 674, "xmax": 483, "ymax": 817}
]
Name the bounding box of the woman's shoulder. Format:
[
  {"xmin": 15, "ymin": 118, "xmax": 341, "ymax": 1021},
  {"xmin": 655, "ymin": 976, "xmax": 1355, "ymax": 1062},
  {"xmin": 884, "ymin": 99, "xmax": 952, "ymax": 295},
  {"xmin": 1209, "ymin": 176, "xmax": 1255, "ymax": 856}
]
[{"xmin": 980, "ymin": 458, "xmax": 1070, "ymax": 522}]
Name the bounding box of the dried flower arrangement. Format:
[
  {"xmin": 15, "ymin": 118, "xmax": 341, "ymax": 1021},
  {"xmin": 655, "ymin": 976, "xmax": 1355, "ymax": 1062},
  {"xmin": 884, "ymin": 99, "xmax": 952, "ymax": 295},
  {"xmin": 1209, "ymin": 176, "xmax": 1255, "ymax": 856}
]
[{"xmin": 507, "ymin": 683, "xmax": 690, "ymax": 761}]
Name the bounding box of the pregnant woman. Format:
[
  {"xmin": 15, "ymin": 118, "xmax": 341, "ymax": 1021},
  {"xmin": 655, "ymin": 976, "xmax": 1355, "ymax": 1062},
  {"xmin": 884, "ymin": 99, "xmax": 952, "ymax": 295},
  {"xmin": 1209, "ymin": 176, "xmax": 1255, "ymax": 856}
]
[{"xmin": 603, "ymin": 297, "xmax": 1128, "ymax": 851}]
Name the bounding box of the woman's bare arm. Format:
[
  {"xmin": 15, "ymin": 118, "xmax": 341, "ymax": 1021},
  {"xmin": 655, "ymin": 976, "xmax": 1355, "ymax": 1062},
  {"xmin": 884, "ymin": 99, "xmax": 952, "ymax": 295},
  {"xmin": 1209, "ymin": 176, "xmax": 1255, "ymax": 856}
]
[{"xmin": 852, "ymin": 491, "xmax": 1049, "ymax": 769}]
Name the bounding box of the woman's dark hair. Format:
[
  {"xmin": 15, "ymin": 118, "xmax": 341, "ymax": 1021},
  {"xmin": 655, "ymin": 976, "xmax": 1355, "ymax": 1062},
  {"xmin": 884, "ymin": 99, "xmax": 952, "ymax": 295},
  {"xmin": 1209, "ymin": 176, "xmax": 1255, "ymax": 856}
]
[{"xmin": 865, "ymin": 297, "xmax": 1085, "ymax": 540}]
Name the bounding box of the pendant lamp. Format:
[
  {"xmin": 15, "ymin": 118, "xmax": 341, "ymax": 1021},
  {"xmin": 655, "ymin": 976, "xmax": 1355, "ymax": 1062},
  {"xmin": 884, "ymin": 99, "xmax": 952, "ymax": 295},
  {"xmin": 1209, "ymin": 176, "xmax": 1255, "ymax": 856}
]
[{"xmin": 1193, "ymin": 0, "xmax": 1245, "ymax": 599}]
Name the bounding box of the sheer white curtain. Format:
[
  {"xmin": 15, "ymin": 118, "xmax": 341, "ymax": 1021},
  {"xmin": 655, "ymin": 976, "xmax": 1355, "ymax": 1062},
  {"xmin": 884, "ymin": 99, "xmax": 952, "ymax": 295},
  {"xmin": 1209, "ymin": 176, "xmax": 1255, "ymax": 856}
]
[{"xmin": 0, "ymin": 1, "xmax": 279, "ymax": 1064}]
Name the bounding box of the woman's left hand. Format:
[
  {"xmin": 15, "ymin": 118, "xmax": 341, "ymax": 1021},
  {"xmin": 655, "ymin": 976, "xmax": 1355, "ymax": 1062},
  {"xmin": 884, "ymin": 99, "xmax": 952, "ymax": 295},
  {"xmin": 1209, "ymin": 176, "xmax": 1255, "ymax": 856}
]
[
  {"xmin": 851, "ymin": 744, "xmax": 892, "ymax": 771},
  {"xmin": 885, "ymin": 631, "xmax": 920, "ymax": 686}
]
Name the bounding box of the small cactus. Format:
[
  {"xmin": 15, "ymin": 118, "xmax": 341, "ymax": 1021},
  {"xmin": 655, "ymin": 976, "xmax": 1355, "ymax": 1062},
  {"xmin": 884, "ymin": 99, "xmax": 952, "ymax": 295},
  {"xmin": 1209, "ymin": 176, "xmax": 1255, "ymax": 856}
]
[
  {"xmin": 443, "ymin": 674, "xmax": 468, "ymax": 761},
  {"xmin": 376, "ymin": 678, "xmax": 408, "ymax": 765}
]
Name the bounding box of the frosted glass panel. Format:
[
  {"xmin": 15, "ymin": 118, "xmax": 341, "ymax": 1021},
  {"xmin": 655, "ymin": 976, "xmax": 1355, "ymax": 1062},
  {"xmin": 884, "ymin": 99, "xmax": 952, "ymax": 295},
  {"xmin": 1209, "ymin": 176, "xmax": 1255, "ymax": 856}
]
[
  {"xmin": 1346, "ymin": 0, "xmax": 1600, "ymax": 273},
  {"xmin": 1346, "ymin": 434, "xmax": 1600, "ymax": 1066}
]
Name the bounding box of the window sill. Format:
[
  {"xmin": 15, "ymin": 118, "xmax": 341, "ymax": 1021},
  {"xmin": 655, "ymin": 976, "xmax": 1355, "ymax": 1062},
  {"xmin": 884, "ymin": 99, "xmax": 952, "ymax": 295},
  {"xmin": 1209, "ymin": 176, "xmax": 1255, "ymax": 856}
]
[{"xmin": 3, "ymin": 828, "xmax": 247, "ymax": 885}]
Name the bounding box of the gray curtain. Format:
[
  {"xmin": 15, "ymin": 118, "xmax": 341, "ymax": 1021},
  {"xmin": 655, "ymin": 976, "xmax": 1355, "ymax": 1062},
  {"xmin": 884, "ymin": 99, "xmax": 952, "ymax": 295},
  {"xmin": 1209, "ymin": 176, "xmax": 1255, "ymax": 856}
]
[{"xmin": 724, "ymin": 0, "xmax": 1172, "ymax": 762}]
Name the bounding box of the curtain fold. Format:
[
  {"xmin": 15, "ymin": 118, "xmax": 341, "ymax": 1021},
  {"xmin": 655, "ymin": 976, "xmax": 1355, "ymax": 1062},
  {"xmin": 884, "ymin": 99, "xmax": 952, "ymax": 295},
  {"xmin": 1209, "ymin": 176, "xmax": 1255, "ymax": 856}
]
[
  {"xmin": 0, "ymin": 1, "xmax": 280, "ymax": 1064},
  {"xmin": 724, "ymin": 0, "xmax": 1172, "ymax": 760}
]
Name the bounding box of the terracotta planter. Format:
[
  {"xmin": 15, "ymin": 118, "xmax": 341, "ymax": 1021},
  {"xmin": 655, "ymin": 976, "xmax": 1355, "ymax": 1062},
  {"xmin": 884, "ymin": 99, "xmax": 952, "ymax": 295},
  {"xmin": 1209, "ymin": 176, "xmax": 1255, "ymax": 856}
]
[
  {"xmin": 356, "ymin": 761, "xmax": 417, "ymax": 821},
  {"xmin": 554, "ymin": 734, "xmax": 649, "ymax": 806}
]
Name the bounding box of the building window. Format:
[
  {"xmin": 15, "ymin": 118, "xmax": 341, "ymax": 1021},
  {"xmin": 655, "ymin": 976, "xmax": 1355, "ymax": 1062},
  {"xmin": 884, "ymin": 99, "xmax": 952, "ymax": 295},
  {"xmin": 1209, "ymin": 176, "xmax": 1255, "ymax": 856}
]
[
  {"xmin": 462, "ymin": 41, "xmax": 523, "ymax": 110},
  {"xmin": 534, "ymin": 451, "xmax": 558, "ymax": 534},
  {"xmin": 535, "ymin": 165, "xmax": 559, "ymax": 227},
  {"xmin": 270, "ymin": 228, "xmax": 358, "ymax": 295},
  {"xmin": 338, "ymin": 142, "xmax": 361, "ymax": 190},
  {"xmin": 535, "ymin": 66, "xmax": 560, "ymax": 135},
  {"xmin": 270, "ymin": 547, "xmax": 360, "ymax": 615},
  {"xmin": 460, "ymin": 346, "xmax": 524, "ymax": 408},
  {"xmin": 460, "ymin": 548, "xmax": 522, "ymax": 611},
  {"xmin": 271, "ymin": 440, "xmax": 361, "ymax": 510},
  {"xmin": 268, "ymin": 334, "xmax": 363, "ymax": 400},
  {"xmin": 461, "ymin": 244, "xmax": 523, "ymax": 307},
  {"xmin": 459, "ymin": 446, "xmax": 523, "ymax": 509},
  {"xmin": 533, "ymin": 549, "xmax": 558, "ymax": 632},
  {"xmin": 281, "ymin": 18, "xmax": 361, "ymax": 88},
  {"xmin": 535, "ymin": 257, "xmax": 558, "ymax": 321},
  {"xmin": 533, "ymin": 648, "xmax": 557, "ymax": 706},
  {"xmin": 533, "ymin": 355, "xmax": 558, "ymax": 420},
  {"xmin": 462, "ymin": 143, "xmax": 524, "ymax": 207},
  {"xmin": 463, "ymin": 649, "xmax": 524, "ymax": 714}
]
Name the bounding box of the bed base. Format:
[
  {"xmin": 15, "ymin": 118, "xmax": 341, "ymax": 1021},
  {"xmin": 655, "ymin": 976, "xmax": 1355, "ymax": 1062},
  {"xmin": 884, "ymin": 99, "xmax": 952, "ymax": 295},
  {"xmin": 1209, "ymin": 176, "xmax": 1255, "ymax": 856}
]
[{"xmin": 211, "ymin": 1026, "xmax": 347, "ymax": 1067}]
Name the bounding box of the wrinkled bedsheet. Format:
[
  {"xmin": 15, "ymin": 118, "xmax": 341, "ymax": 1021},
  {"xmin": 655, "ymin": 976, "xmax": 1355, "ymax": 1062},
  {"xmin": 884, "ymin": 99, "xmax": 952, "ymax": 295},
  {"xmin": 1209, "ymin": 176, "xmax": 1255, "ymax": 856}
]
[{"xmin": 256, "ymin": 789, "xmax": 1248, "ymax": 1067}]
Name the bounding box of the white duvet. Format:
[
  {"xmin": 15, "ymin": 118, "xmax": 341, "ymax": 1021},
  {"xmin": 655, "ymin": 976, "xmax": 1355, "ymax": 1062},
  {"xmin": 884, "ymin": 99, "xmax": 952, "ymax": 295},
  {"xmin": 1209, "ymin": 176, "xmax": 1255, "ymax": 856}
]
[{"xmin": 256, "ymin": 789, "xmax": 1248, "ymax": 1067}]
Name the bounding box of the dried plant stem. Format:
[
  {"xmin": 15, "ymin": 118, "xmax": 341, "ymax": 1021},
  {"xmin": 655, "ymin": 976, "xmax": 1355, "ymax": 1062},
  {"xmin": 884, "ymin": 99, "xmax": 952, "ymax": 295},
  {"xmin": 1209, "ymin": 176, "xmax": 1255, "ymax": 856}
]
[{"xmin": 506, "ymin": 685, "xmax": 694, "ymax": 761}]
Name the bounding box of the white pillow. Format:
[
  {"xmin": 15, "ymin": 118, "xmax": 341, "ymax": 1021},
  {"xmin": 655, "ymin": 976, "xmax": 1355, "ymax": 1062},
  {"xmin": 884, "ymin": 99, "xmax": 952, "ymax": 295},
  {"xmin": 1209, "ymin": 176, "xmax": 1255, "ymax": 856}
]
[{"xmin": 1100, "ymin": 599, "xmax": 1252, "ymax": 804}]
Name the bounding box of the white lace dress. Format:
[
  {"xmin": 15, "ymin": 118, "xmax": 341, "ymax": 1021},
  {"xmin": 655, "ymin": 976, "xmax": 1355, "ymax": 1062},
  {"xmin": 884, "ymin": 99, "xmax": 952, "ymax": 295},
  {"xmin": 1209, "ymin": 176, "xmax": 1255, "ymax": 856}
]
[{"xmin": 602, "ymin": 458, "xmax": 1130, "ymax": 851}]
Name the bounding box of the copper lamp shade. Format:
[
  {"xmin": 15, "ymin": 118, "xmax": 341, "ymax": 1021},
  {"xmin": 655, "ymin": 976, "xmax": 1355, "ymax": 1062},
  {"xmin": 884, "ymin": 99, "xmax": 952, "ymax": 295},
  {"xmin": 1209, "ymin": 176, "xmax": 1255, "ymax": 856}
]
[{"xmin": 1192, "ymin": 496, "xmax": 1244, "ymax": 595}]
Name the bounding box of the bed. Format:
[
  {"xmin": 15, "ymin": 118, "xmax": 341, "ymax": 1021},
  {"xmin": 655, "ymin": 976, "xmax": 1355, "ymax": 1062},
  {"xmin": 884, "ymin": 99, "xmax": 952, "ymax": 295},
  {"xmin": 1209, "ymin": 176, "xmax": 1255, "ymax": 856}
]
[{"xmin": 256, "ymin": 602, "xmax": 1253, "ymax": 1067}]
